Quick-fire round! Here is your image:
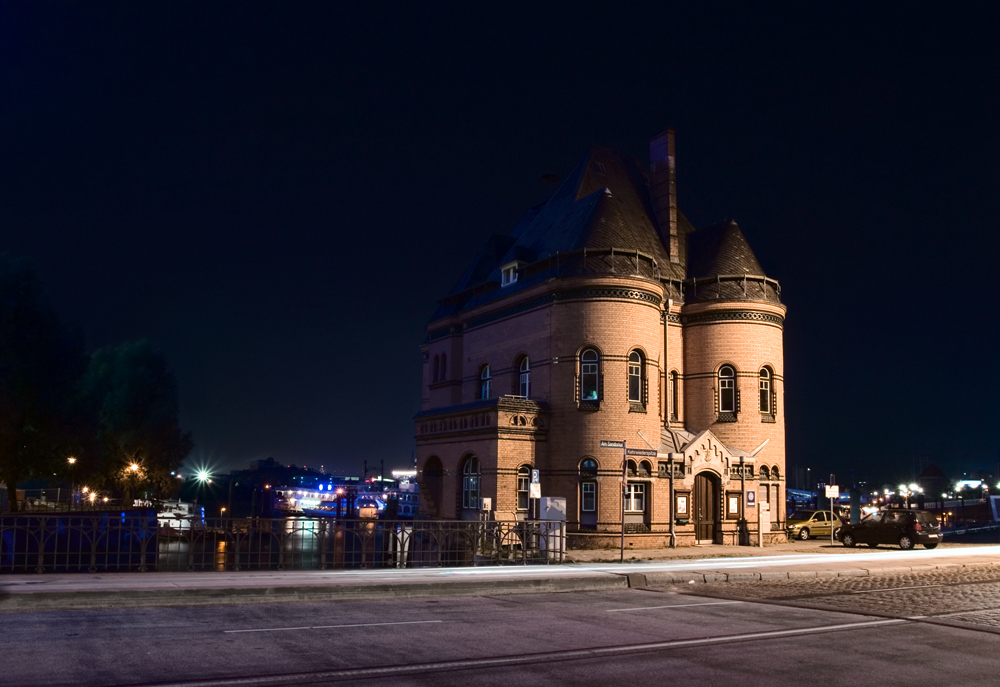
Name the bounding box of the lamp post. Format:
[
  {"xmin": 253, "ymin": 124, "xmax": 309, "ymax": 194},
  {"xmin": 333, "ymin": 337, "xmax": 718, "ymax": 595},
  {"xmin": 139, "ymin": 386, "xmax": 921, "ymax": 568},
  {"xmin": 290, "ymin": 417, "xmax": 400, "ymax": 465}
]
[{"xmin": 67, "ymin": 457, "xmax": 77, "ymax": 510}]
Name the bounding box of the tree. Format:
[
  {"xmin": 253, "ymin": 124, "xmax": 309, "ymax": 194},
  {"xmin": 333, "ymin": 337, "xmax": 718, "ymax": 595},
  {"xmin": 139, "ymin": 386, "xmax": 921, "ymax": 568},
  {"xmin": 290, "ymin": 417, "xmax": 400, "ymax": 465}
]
[
  {"xmin": 79, "ymin": 340, "xmax": 193, "ymax": 505},
  {"xmin": 0, "ymin": 255, "xmax": 86, "ymax": 512}
]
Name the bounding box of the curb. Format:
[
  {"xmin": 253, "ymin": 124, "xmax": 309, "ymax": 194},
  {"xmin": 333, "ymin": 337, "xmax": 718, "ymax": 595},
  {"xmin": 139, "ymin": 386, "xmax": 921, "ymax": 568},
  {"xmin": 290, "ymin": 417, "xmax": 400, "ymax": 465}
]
[{"xmin": 0, "ymin": 575, "xmax": 628, "ymax": 613}]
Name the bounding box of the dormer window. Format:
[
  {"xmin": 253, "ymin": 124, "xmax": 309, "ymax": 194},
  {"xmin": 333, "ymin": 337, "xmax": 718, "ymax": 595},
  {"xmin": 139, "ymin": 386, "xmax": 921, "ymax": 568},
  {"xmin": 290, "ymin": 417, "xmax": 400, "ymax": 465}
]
[{"xmin": 500, "ymin": 261, "xmax": 524, "ymax": 287}]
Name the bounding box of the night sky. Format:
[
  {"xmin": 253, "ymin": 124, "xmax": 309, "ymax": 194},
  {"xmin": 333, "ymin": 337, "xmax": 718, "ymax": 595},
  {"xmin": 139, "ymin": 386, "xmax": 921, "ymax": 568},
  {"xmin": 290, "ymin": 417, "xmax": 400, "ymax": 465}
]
[{"xmin": 3, "ymin": 4, "xmax": 998, "ymax": 485}]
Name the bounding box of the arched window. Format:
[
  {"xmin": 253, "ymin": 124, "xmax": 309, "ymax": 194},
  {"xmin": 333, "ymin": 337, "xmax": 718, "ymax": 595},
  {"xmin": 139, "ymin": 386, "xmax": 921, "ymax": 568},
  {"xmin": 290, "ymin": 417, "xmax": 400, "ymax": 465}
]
[
  {"xmin": 628, "ymin": 350, "xmax": 644, "ymax": 403},
  {"xmin": 771, "ymin": 466, "xmax": 780, "ymax": 480},
  {"xmin": 760, "ymin": 465, "xmax": 770, "ymax": 480},
  {"xmin": 639, "ymin": 460, "xmax": 652, "ymax": 477},
  {"xmin": 432, "ymin": 355, "xmax": 440, "ymax": 383},
  {"xmin": 626, "ymin": 459, "xmax": 638, "ymax": 477},
  {"xmin": 669, "ymin": 370, "xmax": 679, "ymax": 421},
  {"xmin": 580, "ymin": 349, "xmax": 599, "ymax": 401},
  {"xmin": 461, "ymin": 455, "xmax": 480, "ymax": 509},
  {"xmin": 440, "ymin": 353, "xmax": 447, "ymax": 380},
  {"xmin": 519, "ymin": 357, "xmax": 531, "ymax": 398},
  {"xmin": 719, "ymin": 365, "xmax": 736, "ymax": 413},
  {"xmin": 479, "ymin": 365, "xmax": 491, "ymax": 400},
  {"xmin": 516, "ymin": 465, "xmax": 531, "ymax": 510},
  {"xmin": 580, "ymin": 458, "xmax": 598, "ymax": 476},
  {"xmin": 759, "ymin": 367, "xmax": 772, "ymax": 414}
]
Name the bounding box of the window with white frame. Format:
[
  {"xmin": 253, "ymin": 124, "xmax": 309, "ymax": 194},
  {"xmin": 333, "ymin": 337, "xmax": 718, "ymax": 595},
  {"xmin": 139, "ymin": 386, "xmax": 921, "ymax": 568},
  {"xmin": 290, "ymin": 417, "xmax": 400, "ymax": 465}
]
[
  {"xmin": 580, "ymin": 349, "xmax": 599, "ymax": 401},
  {"xmin": 624, "ymin": 482, "xmax": 646, "ymax": 512},
  {"xmin": 719, "ymin": 365, "xmax": 736, "ymax": 413},
  {"xmin": 519, "ymin": 357, "xmax": 530, "ymax": 398},
  {"xmin": 516, "ymin": 465, "xmax": 530, "ymax": 510},
  {"xmin": 759, "ymin": 367, "xmax": 772, "ymax": 414},
  {"xmin": 501, "ymin": 264, "xmax": 518, "ymax": 286},
  {"xmin": 461, "ymin": 456, "xmax": 480, "ymax": 510},
  {"xmin": 479, "ymin": 365, "xmax": 491, "ymax": 399},
  {"xmin": 628, "ymin": 350, "xmax": 643, "ymax": 403},
  {"xmin": 581, "ymin": 482, "xmax": 596, "ymax": 512}
]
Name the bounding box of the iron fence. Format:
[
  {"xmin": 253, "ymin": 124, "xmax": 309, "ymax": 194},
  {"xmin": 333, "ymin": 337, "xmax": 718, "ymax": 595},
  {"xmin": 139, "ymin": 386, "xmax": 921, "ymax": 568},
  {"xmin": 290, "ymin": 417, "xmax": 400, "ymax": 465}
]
[{"xmin": 0, "ymin": 513, "xmax": 565, "ymax": 573}]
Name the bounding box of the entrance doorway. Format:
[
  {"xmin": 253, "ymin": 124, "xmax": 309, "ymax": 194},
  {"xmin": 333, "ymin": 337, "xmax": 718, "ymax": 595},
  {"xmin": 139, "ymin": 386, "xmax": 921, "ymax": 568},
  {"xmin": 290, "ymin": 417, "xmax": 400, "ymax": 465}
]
[{"xmin": 694, "ymin": 471, "xmax": 720, "ymax": 543}]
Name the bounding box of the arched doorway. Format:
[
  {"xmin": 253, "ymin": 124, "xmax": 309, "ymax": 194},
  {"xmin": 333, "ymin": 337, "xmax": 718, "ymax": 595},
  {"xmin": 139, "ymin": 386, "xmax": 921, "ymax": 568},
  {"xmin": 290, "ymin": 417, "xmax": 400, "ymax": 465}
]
[
  {"xmin": 694, "ymin": 471, "xmax": 720, "ymax": 543},
  {"xmin": 422, "ymin": 456, "xmax": 443, "ymax": 518}
]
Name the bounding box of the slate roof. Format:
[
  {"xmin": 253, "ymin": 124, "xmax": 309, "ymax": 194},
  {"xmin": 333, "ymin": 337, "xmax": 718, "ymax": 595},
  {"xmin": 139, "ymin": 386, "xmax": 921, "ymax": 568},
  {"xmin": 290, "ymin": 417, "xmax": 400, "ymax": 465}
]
[
  {"xmin": 433, "ymin": 145, "xmax": 777, "ymax": 320},
  {"xmin": 687, "ymin": 220, "xmax": 765, "ymax": 279},
  {"xmin": 685, "ymin": 220, "xmax": 781, "ymax": 305}
]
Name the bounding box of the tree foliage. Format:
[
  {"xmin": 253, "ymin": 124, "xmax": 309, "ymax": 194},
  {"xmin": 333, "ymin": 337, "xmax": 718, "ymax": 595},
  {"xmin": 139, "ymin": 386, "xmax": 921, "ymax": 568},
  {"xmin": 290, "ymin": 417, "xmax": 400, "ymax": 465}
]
[
  {"xmin": 0, "ymin": 255, "xmax": 87, "ymax": 512},
  {"xmin": 79, "ymin": 340, "xmax": 193, "ymax": 501},
  {"xmin": 0, "ymin": 254, "xmax": 193, "ymax": 511}
]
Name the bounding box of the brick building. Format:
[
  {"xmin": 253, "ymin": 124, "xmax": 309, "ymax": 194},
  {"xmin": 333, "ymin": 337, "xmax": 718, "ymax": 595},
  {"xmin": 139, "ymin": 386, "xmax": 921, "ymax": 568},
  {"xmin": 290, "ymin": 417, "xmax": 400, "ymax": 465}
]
[{"xmin": 415, "ymin": 129, "xmax": 786, "ymax": 546}]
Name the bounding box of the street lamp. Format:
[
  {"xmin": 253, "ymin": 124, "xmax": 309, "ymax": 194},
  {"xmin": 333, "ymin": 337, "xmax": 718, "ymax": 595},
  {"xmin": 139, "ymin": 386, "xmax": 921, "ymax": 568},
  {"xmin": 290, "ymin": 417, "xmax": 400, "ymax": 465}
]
[{"xmin": 67, "ymin": 457, "xmax": 77, "ymax": 509}]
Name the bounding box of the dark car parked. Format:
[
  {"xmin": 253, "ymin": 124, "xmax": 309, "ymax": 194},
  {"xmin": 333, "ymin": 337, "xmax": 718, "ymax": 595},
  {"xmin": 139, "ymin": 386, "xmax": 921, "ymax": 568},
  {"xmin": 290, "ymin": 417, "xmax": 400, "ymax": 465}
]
[{"xmin": 839, "ymin": 509, "xmax": 942, "ymax": 550}]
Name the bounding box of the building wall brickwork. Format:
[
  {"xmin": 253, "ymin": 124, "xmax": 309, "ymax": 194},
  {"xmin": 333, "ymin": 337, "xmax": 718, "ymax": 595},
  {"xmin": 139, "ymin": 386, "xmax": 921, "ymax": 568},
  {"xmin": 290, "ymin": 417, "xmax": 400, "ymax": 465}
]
[{"xmin": 415, "ymin": 133, "xmax": 788, "ymax": 546}]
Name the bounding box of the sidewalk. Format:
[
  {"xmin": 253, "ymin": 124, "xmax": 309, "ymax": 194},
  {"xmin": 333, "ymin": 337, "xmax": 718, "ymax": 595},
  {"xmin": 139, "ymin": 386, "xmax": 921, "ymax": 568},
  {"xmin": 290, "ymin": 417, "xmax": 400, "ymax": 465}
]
[{"xmin": 3, "ymin": 542, "xmax": 1000, "ymax": 613}]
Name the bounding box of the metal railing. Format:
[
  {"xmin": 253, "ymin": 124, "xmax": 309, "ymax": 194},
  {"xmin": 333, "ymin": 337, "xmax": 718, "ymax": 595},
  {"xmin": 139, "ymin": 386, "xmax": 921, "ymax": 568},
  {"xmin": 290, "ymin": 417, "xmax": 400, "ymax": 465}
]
[{"xmin": 0, "ymin": 513, "xmax": 565, "ymax": 573}]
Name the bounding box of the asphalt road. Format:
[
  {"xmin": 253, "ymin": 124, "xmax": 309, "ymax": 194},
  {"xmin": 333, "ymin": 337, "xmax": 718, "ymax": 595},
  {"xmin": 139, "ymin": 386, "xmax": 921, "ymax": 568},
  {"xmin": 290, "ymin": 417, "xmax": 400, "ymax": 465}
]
[{"xmin": 5, "ymin": 564, "xmax": 1000, "ymax": 687}]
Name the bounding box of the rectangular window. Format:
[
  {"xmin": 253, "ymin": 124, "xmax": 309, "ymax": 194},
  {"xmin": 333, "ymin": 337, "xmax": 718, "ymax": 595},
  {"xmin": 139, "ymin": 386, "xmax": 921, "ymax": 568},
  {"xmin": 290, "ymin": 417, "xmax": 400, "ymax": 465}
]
[
  {"xmin": 519, "ymin": 372, "xmax": 530, "ymax": 398},
  {"xmin": 624, "ymin": 482, "xmax": 646, "ymax": 512},
  {"xmin": 581, "ymin": 365, "xmax": 598, "ymax": 400},
  {"xmin": 581, "ymin": 482, "xmax": 596, "ymax": 512},
  {"xmin": 628, "ymin": 364, "xmax": 641, "ymax": 402},
  {"xmin": 501, "ymin": 265, "xmax": 518, "ymax": 286},
  {"xmin": 669, "ymin": 371, "xmax": 678, "ymax": 420},
  {"xmin": 760, "ymin": 378, "xmax": 771, "ymax": 414},
  {"xmin": 517, "ymin": 474, "xmax": 529, "ymax": 510},
  {"xmin": 720, "ymin": 379, "xmax": 735, "ymax": 413},
  {"xmin": 462, "ymin": 477, "xmax": 479, "ymax": 510}
]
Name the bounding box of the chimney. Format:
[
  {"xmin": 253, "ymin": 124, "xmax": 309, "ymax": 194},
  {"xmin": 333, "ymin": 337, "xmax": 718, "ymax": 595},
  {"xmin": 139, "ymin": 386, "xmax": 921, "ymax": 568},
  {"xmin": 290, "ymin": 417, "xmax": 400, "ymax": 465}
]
[{"xmin": 649, "ymin": 128, "xmax": 679, "ymax": 263}]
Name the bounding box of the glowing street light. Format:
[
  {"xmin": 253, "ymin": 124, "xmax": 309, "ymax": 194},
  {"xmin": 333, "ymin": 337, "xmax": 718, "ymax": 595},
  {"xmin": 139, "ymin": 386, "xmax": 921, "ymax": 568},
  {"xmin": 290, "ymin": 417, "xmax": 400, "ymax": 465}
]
[
  {"xmin": 196, "ymin": 470, "xmax": 211, "ymax": 483},
  {"xmin": 67, "ymin": 457, "xmax": 76, "ymax": 465},
  {"xmin": 129, "ymin": 463, "xmax": 140, "ymax": 473}
]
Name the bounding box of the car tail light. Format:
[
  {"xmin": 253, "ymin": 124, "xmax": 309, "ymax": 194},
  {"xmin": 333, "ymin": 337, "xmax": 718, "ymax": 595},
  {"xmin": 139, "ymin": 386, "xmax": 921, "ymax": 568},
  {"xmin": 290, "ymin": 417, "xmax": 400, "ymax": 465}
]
[{"xmin": 913, "ymin": 522, "xmax": 922, "ymax": 531}]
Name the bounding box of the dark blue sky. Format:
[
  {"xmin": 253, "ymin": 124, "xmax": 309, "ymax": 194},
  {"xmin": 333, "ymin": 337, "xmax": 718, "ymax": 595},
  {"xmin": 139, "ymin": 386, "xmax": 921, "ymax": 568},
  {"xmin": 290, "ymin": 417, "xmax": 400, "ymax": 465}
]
[{"xmin": 2, "ymin": 4, "xmax": 998, "ymax": 484}]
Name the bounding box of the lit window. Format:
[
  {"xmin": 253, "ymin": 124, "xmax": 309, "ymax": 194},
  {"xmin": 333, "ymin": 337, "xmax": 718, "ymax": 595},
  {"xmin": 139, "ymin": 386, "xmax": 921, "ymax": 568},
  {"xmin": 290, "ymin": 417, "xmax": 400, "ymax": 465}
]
[
  {"xmin": 501, "ymin": 265, "xmax": 518, "ymax": 286},
  {"xmin": 480, "ymin": 365, "xmax": 491, "ymax": 399},
  {"xmin": 760, "ymin": 368, "xmax": 772, "ymax": 414},
  {"xmin": 580, "ymin": 349, "xmax": 599, "ymax": 401},
  {"xmin": 624, "ymin": 483, "xmax": 646, "ymax": 512},
  {"xmin": 462, "ymin": 456, "xmax": 480, "ymax": 510},
  {"xmin": 519, "ymin": 357, "xmax": 530, "ymax": 398},
  {"xmin": 628, "ymin": 351, "xmax": 643, "ymax": 403},
  {"xmin": 719, "ymin": 365, "xmax": 736, "ymax": 413},
  {"xmin": 581, "ymin": 482, "xmax": 596, "ymax": 512},
  {"xmin": 517, "ymin": 465, "xmax": 530, "ymax": 510}
]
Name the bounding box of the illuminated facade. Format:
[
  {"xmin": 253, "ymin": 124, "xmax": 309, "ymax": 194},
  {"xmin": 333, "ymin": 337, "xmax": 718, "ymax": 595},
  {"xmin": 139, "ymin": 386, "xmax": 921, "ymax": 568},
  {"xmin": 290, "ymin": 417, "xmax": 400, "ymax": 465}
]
[{"xmin": 415, "ymin": 129, "xmax": 786, "ymax": 545}]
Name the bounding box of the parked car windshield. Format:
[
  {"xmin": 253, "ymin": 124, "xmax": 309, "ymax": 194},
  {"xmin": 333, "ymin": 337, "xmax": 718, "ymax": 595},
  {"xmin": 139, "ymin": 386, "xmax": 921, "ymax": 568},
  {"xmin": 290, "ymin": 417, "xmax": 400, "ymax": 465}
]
[{"xmin": 789, "ymin": 510, "xmax": 816, "ymax": 521}]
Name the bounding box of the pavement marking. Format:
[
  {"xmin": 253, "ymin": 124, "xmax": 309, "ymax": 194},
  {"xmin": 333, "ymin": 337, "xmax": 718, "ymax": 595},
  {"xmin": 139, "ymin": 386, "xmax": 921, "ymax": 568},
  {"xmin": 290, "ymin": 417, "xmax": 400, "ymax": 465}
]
[
  {"xmin": 160, "ymin": 618, "xmax": 906, "ymax": 686},
  {"xmin": 850, "ymin": 584, "xmax": 948, "ymax": 594},
  {"xmin": 224, "ymin": 620, "xmax": 443, "ymax": 634},
  {"xmin": 606, "ymin": 601, "xmax": 742, "ymax": 612}
]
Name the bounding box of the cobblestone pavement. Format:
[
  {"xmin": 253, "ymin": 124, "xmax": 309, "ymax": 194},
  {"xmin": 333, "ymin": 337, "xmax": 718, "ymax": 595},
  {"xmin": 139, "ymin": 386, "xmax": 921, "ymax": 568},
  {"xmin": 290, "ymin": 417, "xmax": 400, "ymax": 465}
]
[{"xmin": 688, "ymin": 563, "xmax": 1000, "ymax": 631}]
